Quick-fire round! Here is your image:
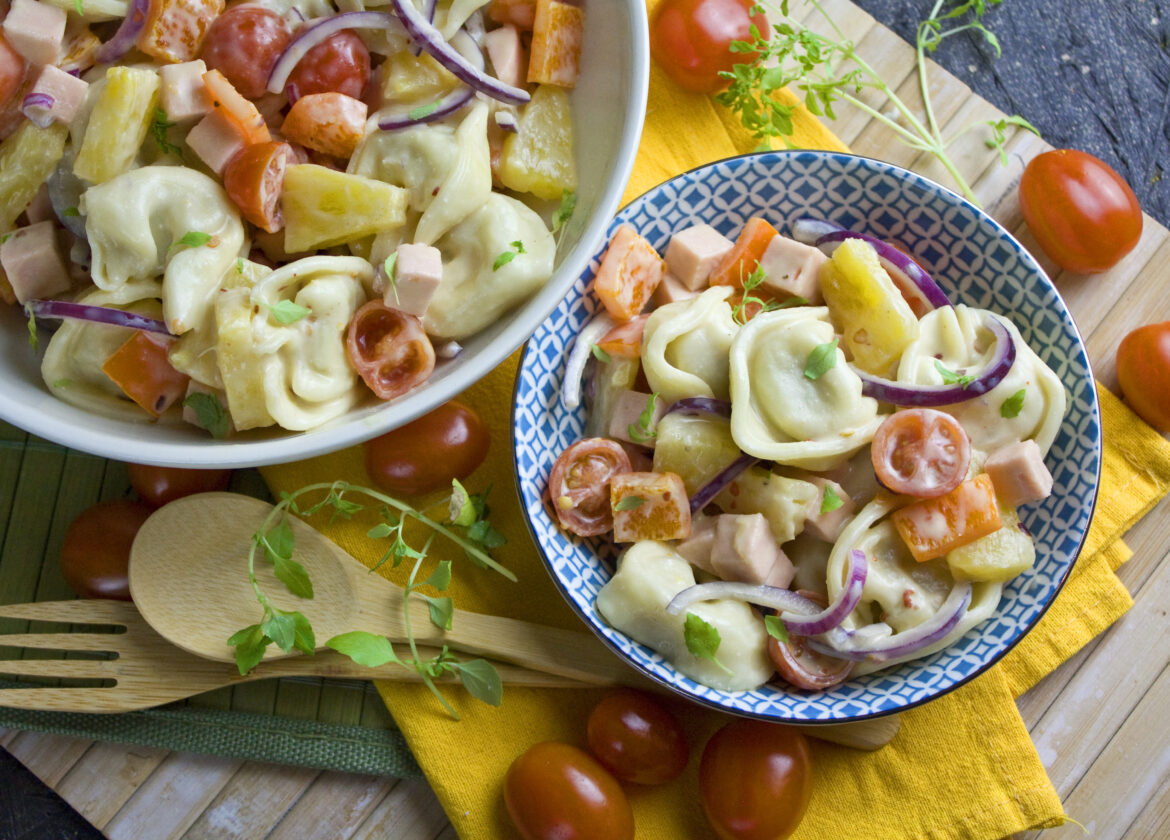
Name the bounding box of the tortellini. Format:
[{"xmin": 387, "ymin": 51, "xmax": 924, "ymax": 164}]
[
  {"xmin": 81, "ymin": 166, "xmax": 247, "ymax": 336},
  {"xmin": 728, "ymin": 306, "xmax": 885, "ymax": 470},
  {"xmin": 896, "ymin": 305, "xmax": 1067, "ymax": 456},
  {"xmin": 641, "ymin": 286, "xmax": 738, "ymax": 406}
]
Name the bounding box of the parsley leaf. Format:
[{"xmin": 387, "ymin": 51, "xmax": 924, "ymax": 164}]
[
  {"xmin": 451, "ymin": 659, "xmax": 503, "ymax": 706},
  {"xmin": 62, "ymin": 206, "xmax": 79, "ymax": 217},
  {"xmin": 764, "ymin": 614, "xmax": 789, "ymax": 644},
  {"xmin": 408, "ymin": 101, "xmax": 440, "ymax": 121},
  {"xmin": 492, "ymin": 240, "xmax": 526, "ymax": 271},
  {"xmin": 683, "ymin": 612, "xmax": 732, "ymax": 674},
  {"xmin": 182, "ymin": 391, "xmax": 230, "ymax": 439},
  {"xmin": 23, "ymin": 303, "xmax": 36, "ymax": 350},
  {"xmin": 934, "ymin": 360, "xmax": 976, "ymax": 388},
  {"xmin": 590, "ymin": 343, "xmax": 612, "ymax": 363},
  {"xmin": 227, "ymin": 624, "xmax": 269, "ymax": 675},
  {"xmin": 422, "ymin": 595, "xmax": 454, "ymax": 630},
  {"xmin": 551, "ymin": 190, "xmax": 577, "ymax": 238},
  {"xmin": 150, "ymin": 108, "xmax": 183, "ymax": 159},
  {"xmin": 1001, "ymin": 388, "xmax": 1026, "ymax": 418},
  {"xmin": 613, "ymin": 495, "xmax": 645, "ymax": 512},
  {"xmin": 383, "ymin": 252, "xmax": 399, "ymax": 304},
  {"xmin": 264, "ymin": 299, "xmax": 311, "ymax": 325},
  {"xmin": 820, "ymin": 484, "xmax": 844, "ymax": 514},
  {"xmin": 326, "ymin": 631, "xmax": 400, "ymax": 667},
  {"xmin": 173, "ymin": 231, "xmax": 213, "ymax": 250},
  {"xmin": 804, "ymin": 339, "xmax": 839, "ymax": 380},
  {"xmin": 626, "ymin": 392, "xmax": 660, "ymax": 444}
]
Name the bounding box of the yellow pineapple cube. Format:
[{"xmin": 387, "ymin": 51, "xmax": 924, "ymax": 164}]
[
  {"xmin": 499, "ymin": 84, "xmax": 576, "ymax": 201},
  {"xmin": 74, "ymin": 66, "xmax": 160, "ymax": 184},
  {"xmin": 281, "ymin": 164, "xmax": 408, "ymax": 253},
  {"xmin": 377, "ymin": 51, "xmax": 458, "ymax": 105},
  {"xmin": 0, "ymin": 121, "xmax": 67, "ymax": 232},
  {"xmin": 945, "ymin": 506, "xmax": 1036, "ymax": 583}
]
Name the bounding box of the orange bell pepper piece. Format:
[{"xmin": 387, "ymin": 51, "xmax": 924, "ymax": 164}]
[{"xmin": 892, "ymin": 474, "xmax": 1004, "ymax": 563}]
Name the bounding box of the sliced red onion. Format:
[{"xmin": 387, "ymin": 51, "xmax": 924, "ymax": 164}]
[
  {"xmin": 494, "ymin": 109, "xmax": 519, "ymax": 133},
  {"xmin": 21, "ymin": 93, "xmax": 54, "ymax": 128},
  {"xmin": 389, "ymin": 0, "xmax": 529, "ymax": 105},
  {"xmin": 375, "ymin": 29, "xmax": 480, "ymax": 130},
  {"xmin": 27, "ymin": 299, "xmax": 171, "ymax": 335},
  {"xmin": 688, "ymin": 453, "xmax": 758, "ymax": 513},
  {"xmin": 790, "ymin": 217, "xmax": 844, "ymax": 244},
  {"xmin": 562, "ymin": 312, "xmax": 617, "ymax": 410},
  {"xmin": 435, "ymin": 339, "xmax": 462, "ymax": 359},
  {"xmin": 855, "ymin": 313, "xmax": 1016, "ymax": 407},
  {"xmin": 95, "ymin": 0, "xmax": 150, "ymax": 64},
  {"xmin": 783, "ymin": 550, "xmax": 867, "ymax": 636},
  {"xmin": 267, "ymin": 11, "xmax": 408, "ymax": 95},
  {"xmin": 408, "ymin": 0, "xmax": 438, "ymax": 54},
  {"xmin": 666, "ymin": 580, "xmax": 822, "ymax": 618},
  {"xmin": 665, "ymin": 396, "xmax": 732, "ymax": 419}
]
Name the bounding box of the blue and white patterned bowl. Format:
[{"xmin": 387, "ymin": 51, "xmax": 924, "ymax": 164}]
[{"xmin": 511, "ymin": 151, "xmax": 1101, "ymax": 723}]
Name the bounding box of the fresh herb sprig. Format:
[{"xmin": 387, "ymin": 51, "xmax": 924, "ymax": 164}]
[
  {"xmin": 717, "ymin": 0, "xmax": 1038, "ymax": 206},
  {"xmin": 228, "ymin": 480, "xmax": 513, "ymax": 717}
]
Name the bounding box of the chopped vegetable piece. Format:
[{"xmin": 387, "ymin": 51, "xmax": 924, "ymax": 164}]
[
  {"xmin": 528, "ymin": 0, "xmax": 583, "ymax": 87},
  {"xmin": 595, "ymin": 314, "xmax": 649, "ymax": 359},
  {"xmin": 281, "ymin": 164, "xmax": 408, "ymax": 252},
  {"xmin": 707, "ymin": 216, "xmax": 778, "ymax": 289},
  {"xmin": 138, "ymin": 0, "xmax": 223, "ymax": 63},
  {"xmin": 593, "ymin": 224, "xmax": 666, "ymax": 321},
  {"xmin": 892, "ymin": 473, "xmax": 1004, "ymax": 562},
  {"xmin": 280, "ymin": 92, "xmax": 367, "ymax": 158},
  {"xmin": 202, "ymin": 68, "xmax": 270, "ymax": 145},
  {"xmin": 945, "ymin": 505, "xmax": 1035, "ymax": 582},
  {"xmin": 101, "ymin": 330, "xmax": 189, "ymax": 417},
  {"xmin": 499, "ymin": 84, "xmax": 576, "ymax": 200},
  {"xmin": 610, "ymin": 471, "xmax": 692, "ymax": 542},
  {"xmin": 74, "ymin": 66, "xmax": 159, "ymax": 184}
]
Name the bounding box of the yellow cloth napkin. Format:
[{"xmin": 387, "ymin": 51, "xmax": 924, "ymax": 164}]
[{"xmin": 260, "ymin": 41, "xmax": 1170, "ymax": 840}]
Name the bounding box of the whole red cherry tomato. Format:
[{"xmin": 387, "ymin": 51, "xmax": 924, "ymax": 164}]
[
  {"xmin": 1018, "ymin": 148, "xmax": 1143, "ymax": 274},
  {"xmin": 285, "ymin": 31, "xmax": 370, "ymax": 101},
  {"xmin": 364, "ymin": 400, "xmax": 489, "ymax": 495},
  {"xmin": 504, "ymin": 741, "xmax": 634, "ymax": 840},
  {"xmin": 586, "ymin": 689, "xmax": 689, "ymax": 784},
  {"xmin": 126, "ymin": 463, "xmax": 232, "ymax": 508},
  {"xmin": 700, "ymin": 720, "xmax": 812, "ymax": 840},
  {"xmin": 200, "ymin": 6, "xmax": 292, "ymax": 99},
  {"xmin": 346, "ymin": 301, "xmax": 436, "ymax": 400},
  {"xmin": 650, "ymin": 0, "xmax": 769, "ymax": 93},
  {"xmin": 223, "ymin": 140, "xmax": 294, "ymax": 233},
  {"xmin": 59, "ymin": 499, "xmax": 155, "ymax": 600},
  {"xmin": 1116, "ymin": 321, "xmax": 1170, "ymax": 432},
  {"xmin": 547, "ymin": 438, "xmax": 632, "ymax": 536},
  {"xmin": 871, "ymin": 408, "xmax": 971, "ymax": 498}
]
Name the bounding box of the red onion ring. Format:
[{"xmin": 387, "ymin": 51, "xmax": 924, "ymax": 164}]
[
  {"xmin": 853, "ymin": 313, "xmax": 1016, "ymax": 407},
  {"xmin": 664, "ymin": 396, "xmax": 732, "ymax": 419},
  {"xmin": 21, "ymin": 93, "xmax": 55, "ymax": 128},
  {"xmin": 27, "ymin": 299, "xmax": 171, "ymax": 335},
  {"xmin": 94, "ymin": 0, "xmax": 150, "ymax": 64},
  {"xmin": 687, "ymin": 453, "xmax": 758, "ymax": 513},
  {"xmin": 267, "ymin": 11, "xmax": 408, "ymax": 95},
  {"xmin": 783, "ymin": 549, "xmax": 867, "ymax": 636}
]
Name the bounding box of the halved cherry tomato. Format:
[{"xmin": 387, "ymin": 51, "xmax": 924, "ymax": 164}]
[
  {"xmin": 1018, "ymin": 148, "xmax": 1143, "ymax": 274},
  {"xmin": 586, "ymin": 689, "xmax": 689, "ymax": 784},
  {"xmin": 200, "ymin": 5, "xmax": 292, "ymax": 100},
  {"xmin": 871, "ymin": 408, "xmax": 971, "ymax": 498},
  {"xmin": 595, "ymin": 314, "xmax": 649, "ymax": 359},
  {"xmin": 101, "ymin": 331, "xmax": 189, "ymax": 417},
  {"xmin": 203, "ymin": 68, "xmax": 271, "ymax": 145},
  {"xmin": 364, "ymin": 400, "xmax": 489, "ymax": 495},
  {"xmin": 1116, "ymin": 321, "xmax": 1170, "ymax": 431},
  {"xmin": 280, "ymin": 92, "xmax": 367, "ymax": 158},
  {"xmin": 548, "ymin": 438, "xmax": 631, "ymax": 537},
  {"xmin": 767, "ymin": 593, "xmax": 852, "ymax": 691},
  {"xmin": 650, "ymin": 0, "xmax": 769, "ymax": 93},
  {"xmin": 60, "ymin": 499, "xmax": 155, "ymax": 600},
  {"xmin": 699, "ymin": 720, "xmax": 812, "ymax": 840},
  {"xmin": 285, "ymin": 31, "xmax": 370, "ymax": 101},
  {"xmin": 504, "ymin": 741, "xmax": 634, "ymax": 840},
  {"xmin": 223, "ymin": 140, "xmax": 293, "ymax": 233},
  {"xmin": 126, "ymin": 463, "xmax": 232, "ymax": 508},
  {"xmin": 346, "ymin": 301, "xmax": 435, "ymax": 400}
]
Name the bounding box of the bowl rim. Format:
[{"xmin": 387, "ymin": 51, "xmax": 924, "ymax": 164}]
[{"xmin": 511, "ymin": 147, "xmax": 1103, "ymax": 723}]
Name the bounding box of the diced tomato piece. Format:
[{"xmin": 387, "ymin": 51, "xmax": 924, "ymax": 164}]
[
  {"xmin": 707, "ymin": 217, "xmax": 779, "ymax": 289},
  {"xmin": 202, "ymin": 68, "xmax": 270, "ymax": 144},
  {"xmin": 595, "ymin": 314, "xmax": 649, "ymax": 359},
  {"xmin": 101, "ymin": 331, "xmax": 190, "ymax": 417},
  {"xmin": 528, "ymin": 0, "xmax": 583, "ymax": 87},
  {"xmin": 488, "ymin": 0, "xmax": 536, "ymax": 30},
  {"xmin": 0, "ymin": 33, "xmax": 26, "ymax": 107},
  {"xmin": 610, "ymin": 471, "xmax": 692, "ymax": 542},
  {"xmin": 222, "ymin": 140, "xmax": 293, "ymax": 233},
  {"xmin": 138, "ymin": 0, "xmax": 224, "ymax": 64},
  {"xmin": 594, "ymin": 224, "xmax": 665, "ymax": 322},
  {"xmin": 891, "ymin": 473, "xmax": 1004, "ymax": 563},
  {"xmin": 279, "ymin": 92, "xmax": 367, "ymax": 159}
]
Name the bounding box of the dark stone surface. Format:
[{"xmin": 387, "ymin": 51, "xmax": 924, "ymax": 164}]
[
  {"xmin": 851, "ymin": 0, "xmax": 1170, "ymax": 227},
  {"xmin": 0, "ymin": 747, "xmax": 105, "ymax": 840}
]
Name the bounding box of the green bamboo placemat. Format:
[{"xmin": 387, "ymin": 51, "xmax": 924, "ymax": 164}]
[{"xmin": 0, "ymin": 422, "xmax": 421, "ymax": 779}]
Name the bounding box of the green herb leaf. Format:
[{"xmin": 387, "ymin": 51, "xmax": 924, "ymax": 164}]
[
  {"xmin": 452, "ymin": 658, "xmax": 503, "ymax": 706},
  {"xmin": 264, "ymin": 299, "xmax": 312, "ymax": 325},
  {"xmin": 24, "ymin": 304, "xmax": 36, "ymax": 351},
  {"xmin": 289, "ymin": 610, "xmax": 316, "ymax": 654},
  {"xmin": 382, "ymin": 252, "xmax": 399, "ymax": 303},
  {"xmin": 627, "ymin": 392, "xmax": 660, "ymax": 443},
  {"xmin": 422, "ymin": 560, "xmax": 453, "ymax": 592},
  {"xmin": 551, "ymin": 190, "xmax": 577, "ymax": 237},
  {"xmin": 73, "ymin": 0, "xmax": 83, "ymax": 14},
  {"xmin": 236, "ymin": 256, "xmax": 244, "ymax": 273},
  {"xmin": 227, "ymin": 624, "xmax": 269, "ymax": 675},
  {"xmin": 590, "ymin": 343, "xmax": 612, "ymax": 363},
  {"xmin": 62, "ymin": 206, "xmax": 79, "ymax": 217},
  {"xmin": 934, "ymin": 360, "xmax": 976, "ymax": 388},
  {"xmin": 764, "ymin": 614, "xmax": 789, "ymax": 644},
  {"xmin": 804, "ymin": 339, "xmax": 839, "ymax": 380},
  {"xmin": 408, "ymin": 101, "xmax": 440, "ymax": 120},
  {"xmin": 493, "ymin": 241, "xmax": 526, "ymax": 271},
  {"xmin": 262, "ymin": 611, "xmax": 298, "ymax": 653},
  {"xmin": 263, "ymin": 519, "xmax": 295, "ymax": 565},
  {"xmin": 174, "ymin": 231, "xmax": 212, "ymax": 250},
  {"xmin": 684, "ymin": 612, "xmax": 726, "ymax": 667},
  {"xmin": 422, "ymin": 595, "xmax": 454, "ymax": 630},
  {"xmin": 367, "ymin": 522, "xmax": 395, "ymax": 539},
  {"xmin": 820, "ymin": 484, "xmax": 844, "ymax": 514},
  {"xmin": 182, "ymin": 392, "xmax": 230, "ymax": 439},
  {"xmin": 272, "ymin": 554, "xmax": 314, "ymax": 599},
  {"xmin": 326, "ymin": 631, "xmax": 399, "ymax": 667},
  {"xmin": 449, "ymin": 478, "xmax": 477, "ymax": 526},
  {"xmin": 52, "ymin": 378, "xmax": 71, "ymax": 388},
  {"xmin": 150, "ymin": 107, "xmax": 183, "ymax": 158},
  {"xmin": 466, "ymin": 518, "xmax": 506, "ymax": 550},
  {"xmin": 613, "ymin": 495, "xmax": 645, "ymax": 512},
  {"xmin": 1000, "ymin": 387, "xmax": 1027, "ymax": 418}
]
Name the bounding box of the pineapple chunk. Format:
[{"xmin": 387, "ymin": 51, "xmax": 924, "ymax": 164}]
[
  {"xmin": 74, "ymin": 66, "xmax": 160, "ymax": 184},
  {"xmin": 945, "ymin": 505, "xmax": 1036, "ymax": 583},
  {"xmin": 821, "ymin": 238, "xmax": 919, "ymax": 375},
  {"xmin": 499, "ymin": 84, "xmax": 576, "ymax": 200},
  {"xmin": 0, "ymin": 121, "xmax": 67, "ymax": 232},
  {"xmin": 377, "ymin": 51, "xmax": 458, "ymax": 105},
  {"xmin": 281, "ymin": 164, "xmax": 408, "ymax": 253}
]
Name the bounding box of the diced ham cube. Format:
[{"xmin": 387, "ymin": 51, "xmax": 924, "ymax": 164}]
[
  {"xmin": 711, "ymin": 513, "xmax": 794, "ymax": 589},
  {"xmin": 386, "ymin": 243, "xmax": 442, "ymax": 317},
  {"xmin": 676, "ymin": 514, "xmax": 718, "ymax": 572},
  {"xmin": 27, "ymin": 64, "xmax": 87, "ymax": 126},
  {"xmin": 158, "ymin": 59, "xmax": 210, "ymax": 122},
  {"xmin": 757, "ymin": 234, "xmax": 826, "ymax": 302},
  {"xmin": 652, "ymin": 272, "xmax": 700, "ymax": 307},
  {"xmin": 802, "ymin": 477, "xmax": 855, "ymax": 543},
  {"xmin": 984, "ymin": 440, "xmax": 1054, "ymax": 507},
  {"xmin": 185, "ymin": 108, "xmax": 245, "ymax": 175},
  {"xmin": 664, "ymin": 223, "xmax": 734, "ymax": 291},
  {"xmin": 484, "ymin": 24, "xmax": 526, "ymax": 89},
  {"xmin": 23, "ymin": 182, "xmax": 51, "ymax": 223},
  {"xmin": 610, "ymin": 471, "xmax": 691, "ymax": 542},
  {"xmin": 0, "ymin": 220, "xmax": 70, "ymax": 304},
  {"xmin": 607, "ymin": 390, "xmax": 666, "ymax": 448},
  {"xmin": 2, "ymin": 0, "xmax": 65, "ymax": 67}
]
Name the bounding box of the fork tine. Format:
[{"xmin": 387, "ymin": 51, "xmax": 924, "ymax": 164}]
[
  {"xmin": 0, "ymin": 633, "xmax": 125, "ymax": 653},
  {"xmin": 0, "ymin": 659, "xmax": 114, "ymax": 680},
  {"xmin": 0, "ymin": 600, "xmax": 135, "ymax": 625}
]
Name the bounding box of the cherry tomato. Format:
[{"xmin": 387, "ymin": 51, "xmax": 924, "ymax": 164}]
[
  {"xmin": 0, "ymin": 34, "xmax": 27, "ymax": 107},
  {"xmin": 223, "ymin": 140, "xmax": 293, "ymax": 233},
  {"xmin": 547, "ymin": 438, "xmax": 632, "ymax": 537},
  {"xmin": 871, "ymin": 408, "xmax": 971, "ymax": 498},
  {"xmin": 1116, "ymin": 321, "xmax": 1170, "ymax": 431},
  {"xmin": 346, "ymin": 301, "xmax": 436, "ymax": 401},
  {"xmin": 586, "ymin": 690, "xmax": 689, "ymax": 784},
  {"xmin": 699, "ymin": 720, "xmax": 812, "ymax": 840},
  {"xmin": 280, "ymin": 92, "xmax": 367, "ymax": 158},
  {"xmin": 504, "ymin": 741, "xmax": 634, "ymax": 840},
  {"xmin": 200, "ymin": 6, "xmax": 292, "ymax": 99},
  {"xmin": 59, "ymin": 499, "xmax": 155, "ymax": 600},
  {"xmin": 126, "ymin": 463, "xmax": 232, "ymax": 508},
  {"xmin": 768, "ymin": 594, "xmax": 853, "ymax": 691},
  {"xmin": 364, "ymin": 400, "xmax": 489, "ymax": 495},
  {"xmin": 285, "ymin": 31, "xmax": 370, "ymax": 101},
  {"xmin": 650, "ymin": 0, "xmax": 768, "ymax": 93},
  {"xmin": 1018, "ymin": 148, "xmax": 1143, "ymax": 274}
]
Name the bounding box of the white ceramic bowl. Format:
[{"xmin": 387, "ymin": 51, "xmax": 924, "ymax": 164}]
[
  {"xmin": 513, "ymin": 151, "xmax": 1101, "ymax": 723},
  {"xmin": 0, "ymin": 6, "xmax": 649, "ymax": 468}
]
